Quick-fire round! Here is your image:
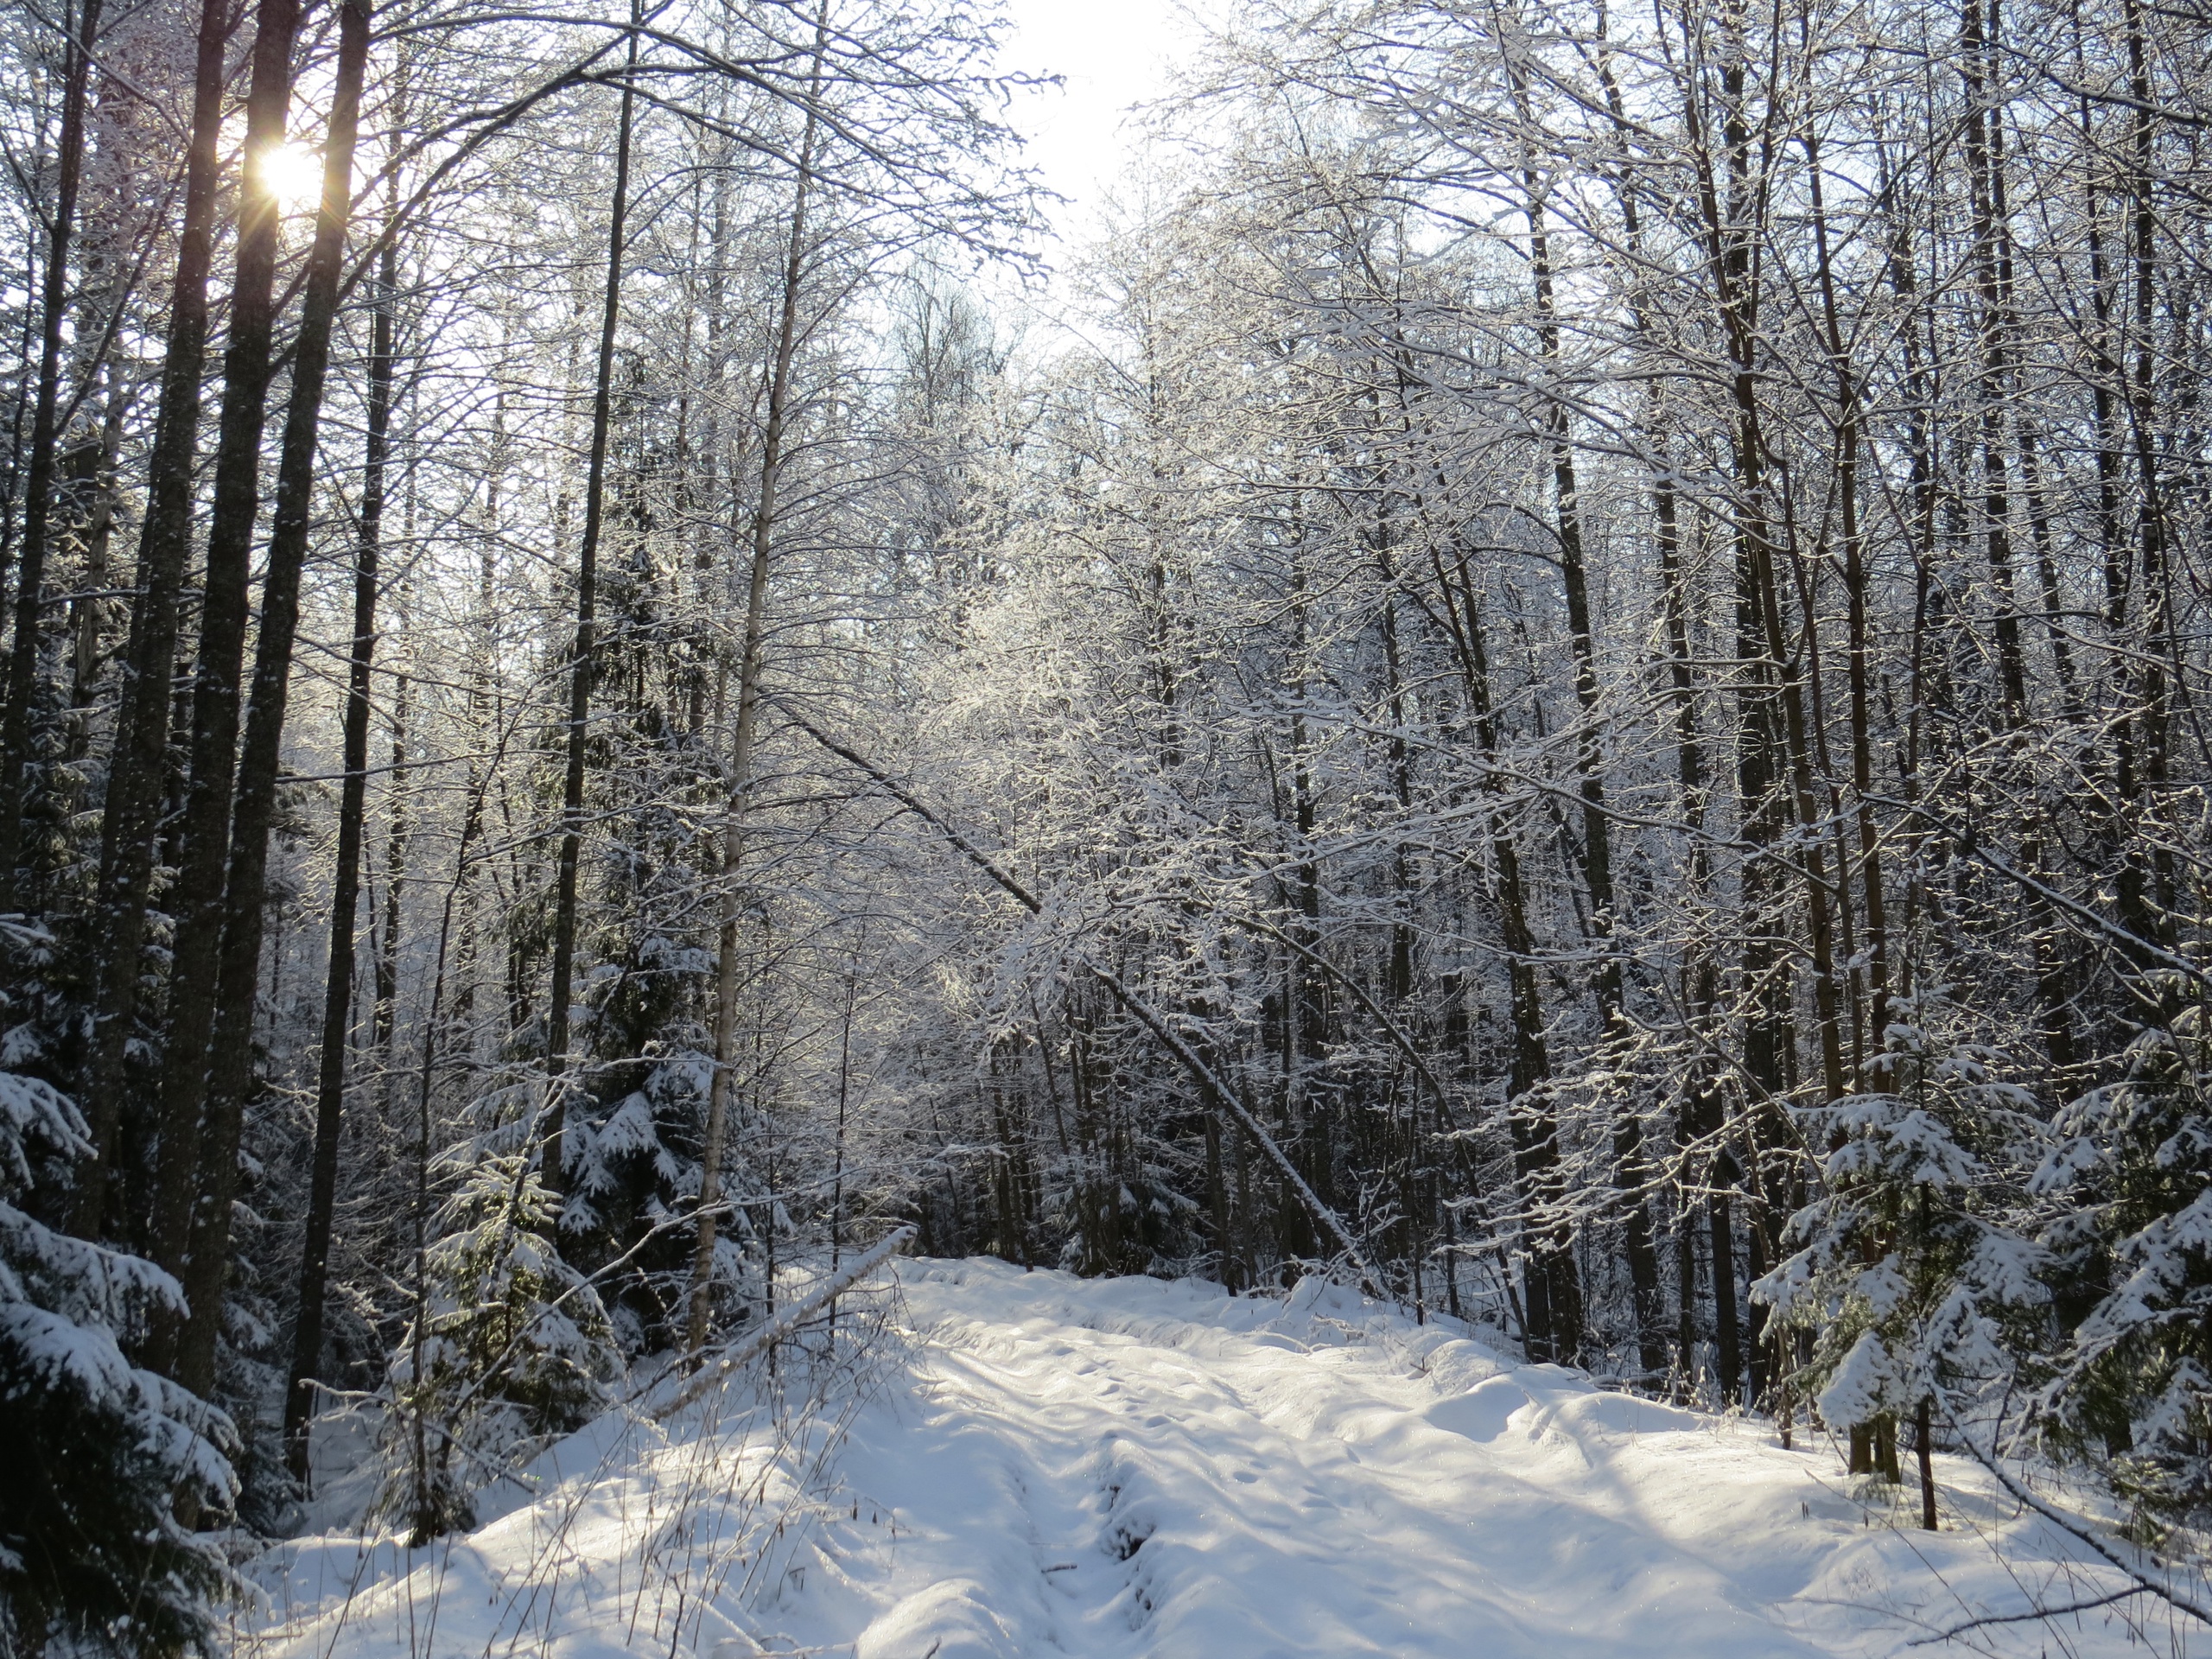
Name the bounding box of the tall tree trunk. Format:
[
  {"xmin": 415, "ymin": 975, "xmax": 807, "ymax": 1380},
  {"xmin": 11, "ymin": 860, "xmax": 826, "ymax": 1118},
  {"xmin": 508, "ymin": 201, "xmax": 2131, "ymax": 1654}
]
[
  {"xmin": 143, "ymin": 0, "xmax": 308, "ymax": 1302},
  {"xmin": 1428, "ymin": 537, "xmax": 1580, "ymax": 1363},
  {"xmin": 0, "ymin": 219, "xmax": 36, "ymax": 626},
  {"xmin": 403, "ymin": 757, "xmax": 495, "ymax": 1544},
  {"xmin": 1683, "ymin": 0, "xmax": 1834, "ymax": 1398},
  {"xmin": 374, "ymin": 666, "xmax": 411, "ymax": 1039},
  {"xmin": 285, "ymin": 214, "xmax": 394, "ymax": 1478},
  {"xmin": 70, "ymin": 0, "xmax": 237, "ymax": 1236},
  {"xmin": 1374, "ymin": 584, "xmax": 1425, "ymax": 1310},
  {"xmin": 1593, "ymin": 35, "xmax": 1720, "ymax": 1389},
  {"xmin": 175, "ymin": 0, "xmax": 372, "ymax": 1397},
  {"xmin": 543, "ymin": 13, "xmax": 639, "ymax": 1199},
  {"xmin": 1960, "ymin": 0, "xmax": 2031, "ymax": 728},
  {"xmin": 66, "ymin": 383, "xmax": 125, "ymax": 721},
  {"xmin": 1518, "ymin": 164, "xmax": 1662, "ymax": 1379},
  {"xmin": 2122, "ymin": 0, "xmax": 2179, "ymax": 957},
  {"xmin": 1805, "ymin": 121, "xmax": 1892, "ymax": 1085},
  {"xmin": 0, "ymin": 0, "xmax": 103, "ymax": 900},
  {"xmin": 687, "ymin": 58, "xmax": 820, "ymax": 1357}
]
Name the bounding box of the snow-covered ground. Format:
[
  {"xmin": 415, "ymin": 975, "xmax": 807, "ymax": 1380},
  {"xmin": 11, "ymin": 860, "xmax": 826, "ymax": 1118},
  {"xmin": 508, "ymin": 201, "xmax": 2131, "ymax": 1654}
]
[{"xmin": 240, "ymin": 1259, "xmax": 2198, "ymax": 1659}]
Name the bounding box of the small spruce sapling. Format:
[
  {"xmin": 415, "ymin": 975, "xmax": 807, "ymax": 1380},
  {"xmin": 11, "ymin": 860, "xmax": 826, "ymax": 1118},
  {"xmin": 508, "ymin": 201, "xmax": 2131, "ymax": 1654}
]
[
  {"xmin": 385, "ymin": 1152, "xmax": 620, "ymax": 1539},
  {"xmin": 2035, "ymin": 982, "xmax": 2212, "ymax": 1539},
  {"xmin": 1755, "ymin": 992, "xmax": 2047, "ymax": 1510}
]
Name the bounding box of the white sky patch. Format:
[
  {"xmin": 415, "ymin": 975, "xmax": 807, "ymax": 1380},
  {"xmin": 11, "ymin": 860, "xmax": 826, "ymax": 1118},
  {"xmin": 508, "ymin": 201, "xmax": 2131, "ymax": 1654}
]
[{"xmin": 1000, "ymin": 0, "xmax": 1198, "ymax": 240}]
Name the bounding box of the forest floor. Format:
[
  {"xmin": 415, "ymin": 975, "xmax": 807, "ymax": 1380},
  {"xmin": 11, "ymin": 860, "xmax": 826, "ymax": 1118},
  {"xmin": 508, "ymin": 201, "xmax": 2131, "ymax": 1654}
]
[{"xmin": 239, "ymin": 1258, "xmax": 2196, "ymax": 1659}]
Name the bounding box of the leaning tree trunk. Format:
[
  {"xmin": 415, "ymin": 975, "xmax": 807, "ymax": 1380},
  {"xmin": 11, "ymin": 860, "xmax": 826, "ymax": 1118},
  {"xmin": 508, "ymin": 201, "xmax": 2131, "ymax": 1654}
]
[
  {"xmin": 284, "ymin": 209, "xmax": 394, "ymax": 1478},
  {"xmin": 175, "ymin": 0, "xmax": 371, "ymax": 1397}
]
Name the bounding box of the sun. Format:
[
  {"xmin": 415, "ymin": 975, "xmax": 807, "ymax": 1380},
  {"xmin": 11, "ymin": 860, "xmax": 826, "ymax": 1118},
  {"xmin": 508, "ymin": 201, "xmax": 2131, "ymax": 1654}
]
[{"xmin": 252, "ymin": 139, "xmax": 326, "ymax": 213}]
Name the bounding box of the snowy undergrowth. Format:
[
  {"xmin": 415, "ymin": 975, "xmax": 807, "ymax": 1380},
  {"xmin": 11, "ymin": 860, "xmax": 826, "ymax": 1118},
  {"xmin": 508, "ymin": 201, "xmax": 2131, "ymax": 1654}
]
[
  {"xmin": 238, "ymin": 1261, "xmax": 2200, "ymax": 1659},
  {"xmin": 232, "ymin": 1294, "xmax": 898, "ymax": 1659}
]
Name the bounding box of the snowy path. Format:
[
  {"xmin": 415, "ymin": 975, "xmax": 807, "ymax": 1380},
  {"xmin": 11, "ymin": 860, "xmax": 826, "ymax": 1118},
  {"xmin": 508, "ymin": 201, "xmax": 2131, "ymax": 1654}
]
[
  {"xmin": 246, "ymin": 1260, "xmax": 2185, "ymax": 1659},
  {"xmin": 804, "ymin": 1262, "xmax": 2153, "ymax": 1658}
]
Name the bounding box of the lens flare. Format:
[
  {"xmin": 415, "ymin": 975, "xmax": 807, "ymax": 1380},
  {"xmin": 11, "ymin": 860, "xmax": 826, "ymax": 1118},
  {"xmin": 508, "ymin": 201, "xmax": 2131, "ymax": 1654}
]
[{"xmin": 253, "ymin": 140, "xmax": 326, "ymax": 212}]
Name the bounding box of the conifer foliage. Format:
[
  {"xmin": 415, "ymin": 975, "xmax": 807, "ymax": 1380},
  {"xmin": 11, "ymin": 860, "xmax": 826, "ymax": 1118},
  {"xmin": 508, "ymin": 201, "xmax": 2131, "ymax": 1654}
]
[
  {"xmin": 385, "ymin": 1155, "xmax": 620, "ymax": 1540},
  {"xmin": 0, "ymin": 1065, "xmax": 235, "ymax": 1655},
  {"xmin": 2038, "ymin": 994, "xmax": 2212, "ymax": 1529}
]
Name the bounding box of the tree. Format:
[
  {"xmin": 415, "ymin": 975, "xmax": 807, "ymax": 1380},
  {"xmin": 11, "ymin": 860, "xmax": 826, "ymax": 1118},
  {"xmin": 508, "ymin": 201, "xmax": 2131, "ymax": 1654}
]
[{"xmin": 0, "ymin": 1047, "xmax": 235, "ymax": 1654}]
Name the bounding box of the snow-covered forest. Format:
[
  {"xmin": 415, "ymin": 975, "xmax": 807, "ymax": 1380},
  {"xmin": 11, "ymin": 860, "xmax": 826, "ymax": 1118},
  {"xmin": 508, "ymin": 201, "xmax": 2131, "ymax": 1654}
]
[{"xmin": 1, "ymin": 0, "xmax": 2209, "ymax": 1649}]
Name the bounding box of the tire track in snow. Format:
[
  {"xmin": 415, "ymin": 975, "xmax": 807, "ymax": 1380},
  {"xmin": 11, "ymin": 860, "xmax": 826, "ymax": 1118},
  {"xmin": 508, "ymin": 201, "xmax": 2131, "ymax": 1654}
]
[
  {"xmin": 745, "ymin": 1262, "xmax": 2168, "ymax": 1659},
  {"xmin": 244, "ymin": 1258, "xmax": 2169, "ymax": 1659}
]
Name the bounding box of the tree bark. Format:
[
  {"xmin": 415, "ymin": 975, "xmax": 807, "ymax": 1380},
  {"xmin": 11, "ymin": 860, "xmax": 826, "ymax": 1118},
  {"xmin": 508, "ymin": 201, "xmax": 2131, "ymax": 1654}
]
[
  {"xmin": 1519, "ymin": 165, "xmax": 1662, "ymax": 1379},
  {"xmin": 1916, "ymin": 1397, "xmax": 1939, "ymax": 1529},
  {"xmin": 1960, "ymin": 0, "xmax": 2032, "ymax": 728},
  {"xmin": 70, "ymin": 0, "xmax": 239, "ymax": 1238},
  {"xmin": 176, "ymin": 0, "xmax": 372, "ymax": 1397},
  {"xmin": 543, "ymin": 11, "xmax": 639, "ymax": 1200},
  {"xmin": 690, "ymin": 60, "xmax": 822, "ymax": 1355},
  {"xmin": 1427, "ymin": 537, "xmax": 1580, "ymax": 1364},
  {"xmin": 144, "ymin": 0, "xmax": 308, "ymax": 1304},
  {"xmin": 284, "ymin": 212, "xmax": 394, "ymax": 1480},
  {"xmin": 1805, "ymin": 120, "xmax": 1892, "ymax": 1086},
  {"xmin": 0, "ymin": 0, "xmax": 104, "ymax": 901}
]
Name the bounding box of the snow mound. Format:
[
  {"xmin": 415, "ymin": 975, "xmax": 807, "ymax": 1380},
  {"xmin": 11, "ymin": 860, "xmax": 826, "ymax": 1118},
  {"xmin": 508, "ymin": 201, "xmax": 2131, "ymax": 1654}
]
[{"xmin": 853, "ymin": 1578, "xmax": 1020, "ymax": 1659}]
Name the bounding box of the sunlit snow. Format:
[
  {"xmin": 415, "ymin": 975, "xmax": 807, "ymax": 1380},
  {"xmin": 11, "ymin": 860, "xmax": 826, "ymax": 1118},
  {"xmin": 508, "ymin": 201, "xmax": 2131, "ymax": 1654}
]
[{"xmin": 241, "ymin": 1260, "xmax": 2184, "ymax": 1659}]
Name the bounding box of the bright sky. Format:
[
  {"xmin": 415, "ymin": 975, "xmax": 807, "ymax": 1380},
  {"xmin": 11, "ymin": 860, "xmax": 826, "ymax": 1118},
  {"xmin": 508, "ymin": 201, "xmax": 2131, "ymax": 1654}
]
[{"xmin": 996, "ymin": 0, "xmax": 1202, "ymax": 250}]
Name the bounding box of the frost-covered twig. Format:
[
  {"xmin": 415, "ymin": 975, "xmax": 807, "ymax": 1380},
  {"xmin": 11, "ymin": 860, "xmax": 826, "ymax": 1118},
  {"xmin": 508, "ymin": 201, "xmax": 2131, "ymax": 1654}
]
[{"xmin": 1904, "ymin": 1584, "xmax": 2156, "ymax": 1647}]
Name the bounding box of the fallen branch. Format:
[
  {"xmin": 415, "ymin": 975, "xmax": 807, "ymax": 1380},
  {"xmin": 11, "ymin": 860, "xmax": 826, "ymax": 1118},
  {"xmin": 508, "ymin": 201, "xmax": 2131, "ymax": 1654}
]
[
  {"xmin": 1942, "ymin": 1405, "xmax": 2212, "ymax": 1631},
  {"xmin": 643, "ymin": 1224, "xmax": 916, "ymax": 1421},
  {"xmin": 1905, "ymin": 1585, "xmax": 2156, "ymax": 1646}
]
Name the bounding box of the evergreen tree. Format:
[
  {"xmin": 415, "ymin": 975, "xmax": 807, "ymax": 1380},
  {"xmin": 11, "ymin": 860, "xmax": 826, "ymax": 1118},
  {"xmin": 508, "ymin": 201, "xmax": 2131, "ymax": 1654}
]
[
  {"xmin": 385, "ymin": 1153, "xmax": 620, "ymax": 1539},
  {"xmin": 1755, "ymin": 993, "xmax": 2049, "ymax": 1486},
  {"xmin": 0, "ymin": 1063, "xmax": 235, "ymax": 1654},
  {"xmin": 2037, "ymin": 984, "xmax": 2212, "ymax": 1534}
]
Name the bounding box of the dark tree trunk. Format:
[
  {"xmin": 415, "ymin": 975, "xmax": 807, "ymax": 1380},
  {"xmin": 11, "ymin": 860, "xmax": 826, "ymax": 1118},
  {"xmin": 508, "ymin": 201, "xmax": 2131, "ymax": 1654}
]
[
  {"xmin": 543, "ymin": 18, "xmax": 638, "ymax": 1200},
  {"xmin": 65, "ymin": 387, "xmax": 124, "ymax": 720},
  {"xmin": 374, "ymin": 670, "xmax": 410, "ymax": 1062},
  {"xmin": 1429, "ymin": 538, "xmax": 1580, "ymax": 1364},
  {"xmin": 1520, "ymin": 174, "xmax": 1662, "ymax": 1380},
  {"xmin": 1916, "ymin": 1399, "xmax": 1939, "ymax": 1529},
  {"xmin": 284, "ymin": 212, "xmax": 393, "ymax": 1480},
  {"xmin": 176, "ymin": 0, "xmax": 370, "ymax": 1396},
  {"xmin": 70, "ymin": 0, "xmax": 237, "ymax": 1237},
  {"xmin": 0, "ymin": 0, "xmax": 103, "ymax": 900},
  {"xmin": 1960, "ymin": 0, "xmax": 2032, "ymax": 728},
  {"xmin": 144, "ymin": 0, "xmax": 308, "ymax": 1305},
  {"xmin": 1806, "ymin": 122, "xmax": 1892, "ymax": 1091}
]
